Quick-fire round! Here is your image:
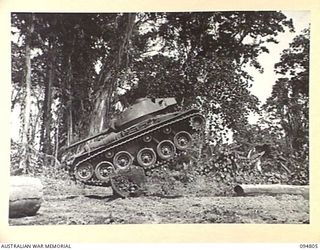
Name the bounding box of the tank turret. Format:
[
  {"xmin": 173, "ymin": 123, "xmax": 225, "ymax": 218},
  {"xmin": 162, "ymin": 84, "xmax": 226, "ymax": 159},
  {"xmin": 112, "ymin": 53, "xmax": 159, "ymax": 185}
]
[{"xmin": 114, "ymin": 97, "xmax": 177, "ymax": 130}]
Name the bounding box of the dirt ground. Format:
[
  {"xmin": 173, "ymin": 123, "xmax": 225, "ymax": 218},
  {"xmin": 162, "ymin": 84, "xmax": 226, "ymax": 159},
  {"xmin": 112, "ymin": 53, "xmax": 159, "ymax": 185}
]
[{"xmin": 9, "ymin": 177, "xmax": 309, "ymax": 225}]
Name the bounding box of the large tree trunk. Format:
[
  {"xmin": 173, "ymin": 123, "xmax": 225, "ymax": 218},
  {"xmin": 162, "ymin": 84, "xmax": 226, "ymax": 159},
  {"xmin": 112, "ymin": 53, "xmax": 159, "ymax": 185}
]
[
  {"xmin": 58, "ymin": 16, "xmax": 75, "ymax": 147},
  {"xmin": 89, "ymin": 13, "xmax": 136, "ymax": 136},
  {"xmin": 19, "ymin": 14, "xmax": 34, "ymax": 173},
  {"xmin": 66, "ymin": 53, "xmax": 74, "ymax": 145},
  {"xmin": 40, "ymin": 42, "xmax": 55, "ymax": 155},
  {"xmin": 89, "ymin": 79, "xmax": 112, "ymax": 136},
  {"xmin": 9, "ymin": 176, "xmax": 43, "ymax": 218}
]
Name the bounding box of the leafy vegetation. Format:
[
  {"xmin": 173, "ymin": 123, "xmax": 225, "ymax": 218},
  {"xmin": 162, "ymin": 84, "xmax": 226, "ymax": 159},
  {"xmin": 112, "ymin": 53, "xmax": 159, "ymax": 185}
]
[{"xmin": 10, "ymin": 12, "xmax": 309, "ymax": 187}]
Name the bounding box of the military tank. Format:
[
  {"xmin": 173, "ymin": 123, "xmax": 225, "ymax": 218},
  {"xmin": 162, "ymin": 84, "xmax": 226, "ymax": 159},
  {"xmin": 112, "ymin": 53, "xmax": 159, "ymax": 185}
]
[{"xmin": 62, "ymin": 97, "xmax": 205, "ymax": 197}]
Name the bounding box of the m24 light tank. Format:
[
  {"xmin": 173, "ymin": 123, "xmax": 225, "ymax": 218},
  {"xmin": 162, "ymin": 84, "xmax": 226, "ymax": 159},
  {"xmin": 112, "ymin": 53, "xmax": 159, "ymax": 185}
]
[{"xmin": 63, "ymin": 97, "xmax": 205, "ymax": 197}]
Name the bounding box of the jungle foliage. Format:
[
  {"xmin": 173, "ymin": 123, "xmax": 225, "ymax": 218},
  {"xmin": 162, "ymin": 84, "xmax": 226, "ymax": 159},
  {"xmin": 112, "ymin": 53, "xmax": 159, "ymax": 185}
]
[{"xmin": 10, "ymin": 12, "xmax": 309, "ymax": 185}]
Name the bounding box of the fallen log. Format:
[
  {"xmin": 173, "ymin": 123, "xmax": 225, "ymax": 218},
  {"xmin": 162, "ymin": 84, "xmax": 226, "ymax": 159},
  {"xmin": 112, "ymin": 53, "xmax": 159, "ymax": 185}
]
[
  {"xmin": 9, "ymin": 176, "xmax": 43, "ymax": 218},
  {"xmin": 234, "ymin": 184, "xmax": 309, "ymax": 197}
]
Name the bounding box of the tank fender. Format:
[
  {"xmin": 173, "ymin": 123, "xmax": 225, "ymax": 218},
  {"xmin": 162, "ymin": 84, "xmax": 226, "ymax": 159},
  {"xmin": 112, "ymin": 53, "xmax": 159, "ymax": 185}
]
[{"xmin": 85, "ymin": 132, "xmax": 120, "ymax": 151}]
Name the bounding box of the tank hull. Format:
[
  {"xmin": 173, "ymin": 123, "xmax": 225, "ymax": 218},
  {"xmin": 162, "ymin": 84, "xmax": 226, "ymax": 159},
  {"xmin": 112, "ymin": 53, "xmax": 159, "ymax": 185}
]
[{"xmin": 66, "ymin": 108, "xmax": 204, "ymax": 197}]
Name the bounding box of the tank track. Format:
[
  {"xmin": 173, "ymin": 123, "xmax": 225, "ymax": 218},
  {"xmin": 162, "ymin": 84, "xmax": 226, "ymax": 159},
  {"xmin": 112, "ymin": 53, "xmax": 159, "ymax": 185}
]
[{"xmin": 68, "ymin": 109, "xmax": 204, "ymax": 196}]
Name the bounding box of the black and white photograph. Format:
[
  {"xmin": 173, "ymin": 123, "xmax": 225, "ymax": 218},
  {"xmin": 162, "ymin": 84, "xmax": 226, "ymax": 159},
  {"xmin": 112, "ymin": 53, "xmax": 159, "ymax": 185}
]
[{"xmin": 8, "ymin": 10, "xmax": 310, "ymax": 226}]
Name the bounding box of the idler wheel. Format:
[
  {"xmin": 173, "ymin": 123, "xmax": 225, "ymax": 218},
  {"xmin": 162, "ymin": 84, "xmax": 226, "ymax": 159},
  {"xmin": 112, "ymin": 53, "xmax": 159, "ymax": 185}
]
[
  {"xmin": 174, "ymin": 131, "xmax": 193, "ymax": 150},
  {"xmin": 74, "ymin": 162, "xmax": 94, "ymax": 181},
  {"xmin": 190, "ymin": 115, "xmax": 205, "ymax": 131},
  {"xmin": 113, "ymin": 151, "xmax": 133, "ymax": 170},
  {"xmin": 157, "ymin": 140, "xmax": 176, "ymax": 160},
  {"xmin": 95, "ymin": 161, "xmax": 115, "ymax": 181},
  {"xmin": 111, "ymin": 165, "xmax": 146, "ymax": 198},
  {"xmin": 137, "ymin": 148, "xmax": 157, "ymax": 168}
]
